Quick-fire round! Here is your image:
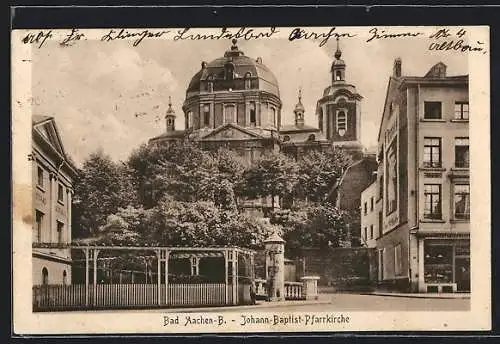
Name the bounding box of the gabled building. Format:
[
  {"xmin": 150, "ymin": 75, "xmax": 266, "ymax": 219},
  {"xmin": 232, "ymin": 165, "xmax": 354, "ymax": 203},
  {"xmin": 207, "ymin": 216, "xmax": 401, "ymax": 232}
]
[
  {"xmin": 374, "ymin": 58, "xmax": 469, "ymax": 293},
  {"xmin": 32, "ymin": 115, "xmax": 79, "ymax": 285}
]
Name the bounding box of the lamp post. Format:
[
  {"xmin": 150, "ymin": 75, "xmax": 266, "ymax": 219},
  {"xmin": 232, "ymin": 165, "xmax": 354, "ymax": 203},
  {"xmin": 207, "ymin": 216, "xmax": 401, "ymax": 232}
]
[{"xmin": 264, "ymin": 232, "xmax": 285, "ymax": 302}]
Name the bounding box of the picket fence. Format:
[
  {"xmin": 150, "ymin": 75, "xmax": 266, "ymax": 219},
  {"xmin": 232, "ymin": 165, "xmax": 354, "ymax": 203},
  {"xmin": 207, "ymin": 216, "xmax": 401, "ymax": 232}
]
[{"xmin": 33, "ymin": 283, "xmax": 235, "ymax": 311}]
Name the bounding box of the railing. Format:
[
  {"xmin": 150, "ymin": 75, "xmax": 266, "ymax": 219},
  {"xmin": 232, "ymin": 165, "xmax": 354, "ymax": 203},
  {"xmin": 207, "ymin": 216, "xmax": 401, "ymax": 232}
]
[
  {"xmin": 254, "ymin": 279, "xmax": 305, "ymax": 301},
  {"xmin": 33, "ymin": 284, "xmax": 232, "ymax": 311}
]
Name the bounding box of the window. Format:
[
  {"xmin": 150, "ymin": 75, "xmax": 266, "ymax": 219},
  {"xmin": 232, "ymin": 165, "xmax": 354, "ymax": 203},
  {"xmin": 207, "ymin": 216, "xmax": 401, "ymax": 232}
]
[
  {"xmin": 283, "ymin": 135, "xmax": 290, "ymax": 142},
  {"xmin": 57, "ymin": 221, "xmax": 64, "ymax": 243},
  {"xmin": 207, "ymin": 81, "xmax": 213, "ymax": 93},
  {"xmin": 424, "ymin": 184, "xmax": 442, "ymax": 220},
  {"xmin": 379, "ymin": 176, "xmax": 384, "ymax": 200},
  {"xmin": 271, "ymin": 107, "xmax": 277, "ymax": 127},
  {"xmin": 37, "ymin": 167, "xmax": 44, "ymax": 188},
  {"xmin": 62, "ymin": 271, "xmax": 67, "ymax": 285},
  {"xmin": 224, "ymin": 105, "xmax": 236, "ymax": 124},
  {"xmin": 370, "ymin": 225, "xmax": 374, "ymax": 239},
  {"xmin": 423, "ymin": 137, "xmax": 442, "ymax": 168},
  {"xmin": 42, "ymin": 267, "xmax": 49, "ymax": 285},
  {"xmin": 370, "ymin": 197, "xmax": 374, "ymax": 211},
  {"xmin": 191, "ymin": 257, "xmax": 199, "ymax": 276},
  {"xmin": 363, "ymin": 227, "xmax": 367, "ymax": 242},
  {"xmin": 318, "ymin": 109, "xmax": 324, "ymax": 132},
  {"xmin": 454, "ymin": 184, "xmax": 470, "ymax": 220},
  {"xmin": 335, "ymin": 71, "xmax": 342, "ymax": 81},
  {"xmin": 455, "ymin": 138, "xmax": 469, "ymax": 168},
  {"xmin": 58, "ymin": 184, "xmax": 64, "ymax": 202},
  {"xmin": 424, "ymin": 101, "xmax": 442, "ymax": 119},
  {"xmin": 35, "ymin": 210, "xmax": 43, "ymax": 242},
  {"xmin": 454, "ymin": 102, "xmax": 469, "ymax": 120},
  {"xmin": 203, "ymin": 105, "xmax": 210, "ymax": 127},
  {"xmin": 337, "ymin": 111, "xmax": 347, "ymax": 135},
  {"xmin": 225, "ymin": 62, "xmax": 234, "ymax": 81},
  {"xmin": 364, "ymin": 202, "xmax": 367, "ymax": 215},
  {"xmin": 187, "ymin": 111, "xmax": 193, "ymax": 129},
  {"xmin": 307, "ymin": 134, "xmax": 316, "ymax": 142},
  {"xmin": 378, "ymin": 211, "xmax": 383, "ymax": 237},
  {"xmin": 394, "ymin": 244, "xmax": 402, "ymax": 276},
  {"xmin": 244, "ymin": 72, "xmax": 252, "ymax": 90},
  {"xmin": 250, "ymin": 102, "xmax": 256, "ymax": 125}
]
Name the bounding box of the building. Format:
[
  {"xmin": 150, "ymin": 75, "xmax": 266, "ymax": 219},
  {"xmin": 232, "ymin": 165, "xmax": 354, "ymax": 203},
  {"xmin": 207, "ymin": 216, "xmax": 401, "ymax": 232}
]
[
  {"xmin": 32, "ymin": 115, "xmax": 79, "ymax": 285},
  {"xmin": 360, "ymin": 181, "xmax": 381, "ymax": 248},
  {"xmin": 315, "ymin": 38, "xmax": 364, "ymax": 157},
  {"xmin": 374, "ymin": 59, "xmax": 469, "ymax": 293},
  {"xmin": 280, "ymin": 89, "xmax": 329, "ymax": 159}
]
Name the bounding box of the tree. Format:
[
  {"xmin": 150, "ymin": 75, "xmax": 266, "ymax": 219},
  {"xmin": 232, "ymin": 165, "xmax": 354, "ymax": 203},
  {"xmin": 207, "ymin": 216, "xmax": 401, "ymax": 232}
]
[
  {"xmin": 295, "ymin": 147, "xmax": 352, "ymax": 204},
  {"xmin": 72, "ymin": 150, "xmax": 131, "ymax": 238},
  {"xmin": 243, "ymin": 151, "xmax": 299, "ymax": 210}
]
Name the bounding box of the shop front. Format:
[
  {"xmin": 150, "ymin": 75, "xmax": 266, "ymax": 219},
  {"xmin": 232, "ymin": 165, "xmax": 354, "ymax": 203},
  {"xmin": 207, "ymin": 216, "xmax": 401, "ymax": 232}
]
[{"xmin": 419, "ymin": 238, "xmax": 470, "ymax": 293}]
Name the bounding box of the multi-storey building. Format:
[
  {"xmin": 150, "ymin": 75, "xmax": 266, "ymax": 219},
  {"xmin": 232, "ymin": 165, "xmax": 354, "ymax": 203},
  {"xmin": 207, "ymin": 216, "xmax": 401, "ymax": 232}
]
[
  {"xmin": 360, "ymin": 181, "xmax": 382, "ymax": 248},
  {"xmin": 32, "ymin": 115, "xmax": 78, "ymax": 285},
  {"xmin": 375, "ymin": 58, "xmax": 469, "ymax": 293}
]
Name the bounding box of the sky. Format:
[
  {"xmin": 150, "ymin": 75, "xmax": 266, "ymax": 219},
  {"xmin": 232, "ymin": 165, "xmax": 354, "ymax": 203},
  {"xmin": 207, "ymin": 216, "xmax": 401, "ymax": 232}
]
[{"xmin": 31, "ymin": 29, "xmax": 468, "ymax": 166}]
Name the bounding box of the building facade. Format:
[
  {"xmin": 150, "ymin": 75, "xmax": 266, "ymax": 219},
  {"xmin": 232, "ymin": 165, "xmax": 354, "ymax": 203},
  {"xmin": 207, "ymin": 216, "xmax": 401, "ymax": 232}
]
[
  {"xmin": 360, "ymin": 181, "xmax": 381, "ymax": 249},
  {"xmin": 375, "ymin": 59, "xmax": 469, "ymax": 293},
  {"xmin": 32, "ymin": 115, "xmax": 78, "ymax": 285}
]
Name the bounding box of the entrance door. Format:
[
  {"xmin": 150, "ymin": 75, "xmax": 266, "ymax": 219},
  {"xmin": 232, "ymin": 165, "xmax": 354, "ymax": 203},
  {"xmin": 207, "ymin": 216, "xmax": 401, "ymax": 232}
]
[{"xmin": 455, "ymin": 257, "xmax": 470, "ymax": 292}]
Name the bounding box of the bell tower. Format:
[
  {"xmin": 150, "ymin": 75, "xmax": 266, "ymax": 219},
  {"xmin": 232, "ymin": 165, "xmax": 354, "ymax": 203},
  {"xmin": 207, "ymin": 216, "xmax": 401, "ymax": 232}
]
[
  {"xmin": 294, "ymin": 88, "xmax": 305, "ymax": 128},
  {"xmin": 165, "ymin": 96, "xmax": 176, "ymax": 133}
]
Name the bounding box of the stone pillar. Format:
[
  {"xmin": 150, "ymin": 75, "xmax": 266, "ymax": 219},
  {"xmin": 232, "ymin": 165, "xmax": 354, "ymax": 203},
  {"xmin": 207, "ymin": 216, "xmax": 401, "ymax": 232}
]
[
  {"xmin": 264, "ymin": 232, "xmax": 285, "ymax": 301},
  {"xmin": 49, "ymin": 173, "xmax": 56, "ymax": 243},
  {"xmin": 418, "ymin": 238, "xmax": 425, "ymax": 292},
  {"xmin": 301, "ymin": 276, "xmax": 320, "ymax": 300},
  {"xmin": 66, "ymin": 189, "xmax": 72, "ymax": 244}
]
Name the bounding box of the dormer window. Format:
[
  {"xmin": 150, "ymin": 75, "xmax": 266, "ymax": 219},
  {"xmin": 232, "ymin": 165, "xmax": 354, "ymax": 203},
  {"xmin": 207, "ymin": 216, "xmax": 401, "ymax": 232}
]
[
  {"xmin": 336, "ymin": 110, "xmax": 347, "ymax": 136},
  {"xmin": 224, "ymin": 62, "xmax": 235, "ymax": 81},
  {"xmin": 207, "ymin": 74, "xmax": 214, "ymax": 92},
  {"xmin": 203, "ymin": 105, "xmax": 210, "ymax": 127},
  {"xmin": 244, "ymin": 72, "xmax": 252, "ymax": 90}
]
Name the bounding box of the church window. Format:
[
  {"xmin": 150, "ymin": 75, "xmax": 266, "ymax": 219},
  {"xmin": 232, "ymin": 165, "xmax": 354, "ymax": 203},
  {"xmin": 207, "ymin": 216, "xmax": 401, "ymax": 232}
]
[
  {"xmin": 249, "ymin": 102, "xmax": 256, "ymax": 125},
  {"xmin": 203, "ymin": 104, "xmax": 210, "ymax": 127},
  {"xmin": 187, "ymin": 111, "xmax": 193, "ymax": 129},
  {"xmin": 336, "ymin": 110, "xmax": 347, "ymax": 136},
  {"xmin": 318, "ymin": 109, "xmax": 324, "ymax": 132},
  {"xmin": 224, "ymin": 105, "xmax": 236, "ymax": 124},
  {"xmin": 271, "ymin": 107, "xmax": 277, "ymax": 127}
]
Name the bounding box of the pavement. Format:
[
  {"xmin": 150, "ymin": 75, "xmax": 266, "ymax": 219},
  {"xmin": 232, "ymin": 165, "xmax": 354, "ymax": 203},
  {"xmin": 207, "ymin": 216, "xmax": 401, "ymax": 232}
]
[{"xmin": 365, "ymin": 291, "xmax": 470, "ymax": 299}]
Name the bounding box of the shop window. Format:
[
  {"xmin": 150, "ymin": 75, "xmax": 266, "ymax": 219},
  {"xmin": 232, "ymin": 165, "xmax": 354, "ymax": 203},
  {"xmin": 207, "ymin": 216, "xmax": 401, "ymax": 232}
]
[
  {"xmin": 224, "ymin": 105, "xmax": 236, "ymax": 124},
  {"xmin": 42, "ymin": 267, "xmax": 49, "ymax": 285},
  {"xmin": 454, "ymin": 184, "xmax": 470, "ymax": 220},
  {"xmin": 203, "ymin": 104, "xmax": 210, "ymax": 127},
  {"xmin": 424, "ymin": 243, "xmax": 453, "ymax": 283},
  {"xmin": 455, "ymin": 137, "xmax": 469, "ymax": 168},
  {"xmin": 35, "ymin": 210, "xmax": 43, "ymax": 243},
  {"xmin": 423, "ymin": 137, "xmax": 442, "ymax": 168},
  {"xmin": 250, "ymin": 102, "xmax": 256, "ymax": 125},
  {"xmin": 423, "ymin": 184, "xmax": 442, "ymax": 220},
  {"xmin": 394, "ymin": 244, "xmax": 402, "ymax": 276},
  {"xmin": 424, "ymin": 101, "xmax": 442, "ymax": 119},
  {"xmin": 58, "ymin": 184, "xmax": 64, "ymax": 202},
  {"xmin": 454, "ymin": 102, "xmax": 469, "ymax": 120},
  {"xmin": 37, "ymin": 166, "xmax": 44, "ymax": 188}
]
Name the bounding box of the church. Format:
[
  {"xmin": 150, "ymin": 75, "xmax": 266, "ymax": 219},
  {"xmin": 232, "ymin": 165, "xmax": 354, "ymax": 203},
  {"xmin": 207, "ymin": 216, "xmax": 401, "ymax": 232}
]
[{"xmin": 149, "ymin": 39, "xmax": 371, "ymax": 216}]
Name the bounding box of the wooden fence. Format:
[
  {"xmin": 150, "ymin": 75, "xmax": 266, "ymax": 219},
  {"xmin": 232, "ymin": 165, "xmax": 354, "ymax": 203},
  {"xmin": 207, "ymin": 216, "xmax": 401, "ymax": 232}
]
[{"xmin": 33, "ymin": 284, "xmax": 234, "ymax": 311}]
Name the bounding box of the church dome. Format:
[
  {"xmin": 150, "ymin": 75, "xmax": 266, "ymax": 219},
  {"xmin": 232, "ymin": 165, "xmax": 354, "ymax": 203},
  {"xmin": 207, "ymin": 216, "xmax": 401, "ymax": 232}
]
[{"xmin": 186, "ymin": 39, "xmax": 280, "ymax": 98}]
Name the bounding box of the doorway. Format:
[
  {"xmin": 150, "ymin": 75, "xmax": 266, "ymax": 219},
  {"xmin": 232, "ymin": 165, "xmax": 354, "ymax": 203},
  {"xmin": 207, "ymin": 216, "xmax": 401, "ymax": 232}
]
[{"xmin": 455, "ymin": 257, "xmax": 470, "ymax": 292}]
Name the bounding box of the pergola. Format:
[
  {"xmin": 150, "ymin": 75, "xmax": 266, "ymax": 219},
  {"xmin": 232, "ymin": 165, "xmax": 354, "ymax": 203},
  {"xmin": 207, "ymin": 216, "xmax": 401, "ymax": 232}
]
[{"xmin": 70, "ymin": 245, "xmax": 256, "ymax": 306}]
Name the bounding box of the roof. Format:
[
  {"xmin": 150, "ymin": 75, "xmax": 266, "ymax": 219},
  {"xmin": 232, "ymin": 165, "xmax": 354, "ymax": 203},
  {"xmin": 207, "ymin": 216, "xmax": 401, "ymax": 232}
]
[
  {"xmin": 32, "ymin": 115, "xmax": 52, "ymax": 125},
  {"xmin": 186, "ymin": 40, "xmax": 280, "ymax": 98},
  {"xmin": 149, "ymin": 130, "xmax": 186, "ymax": 140},
  {"xmin": 279, "ymin": 124, "xmax": 321, "ymax": 133}
]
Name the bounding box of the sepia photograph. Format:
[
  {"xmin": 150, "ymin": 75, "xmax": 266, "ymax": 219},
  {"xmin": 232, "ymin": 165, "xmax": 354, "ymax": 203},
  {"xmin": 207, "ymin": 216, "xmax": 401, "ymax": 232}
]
[{"xmin": 11, "ymin": 25, "xmax": 490, "ymax": 334}]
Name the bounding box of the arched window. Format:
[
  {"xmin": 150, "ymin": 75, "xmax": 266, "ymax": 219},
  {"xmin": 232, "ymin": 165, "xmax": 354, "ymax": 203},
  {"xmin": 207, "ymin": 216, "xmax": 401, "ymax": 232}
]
[
  {"xmin": 187, "ymin": 111, "xmax": 193, "ymax": 129},
  {"xmin": 207, "ymin": 74, "xmax": 214, "ymax": 92},
  {"xmin": 42, "ymin": 267, "xmax": 48, "ymax": 285},
  {"xmin": 271, "ymin": 107, "xmax": 277, "ymax": 127},
  {"xmin": 225, "ymin": 62, "xmax": 235, "ymax": 81},
  {"xmin": 308, "ymin": 134, "xmax": 316, "ymax": 142},
  {"xmin": 224, "ymin": 105, "xmax": 236, "ymax": 124},
  {"xmin": 336, "ymin": 71, "xmax": 342, "ymax": 81},
  {"xmin": 336, "ymin": 110, "xmax": 347, "ymax": 136},
  {"xmin": 63, "ymin": 270, "xmax": 67, "ymax": 285},
  {"xmin": 203, "ymin": 104, "xmax": 210, "ymax": 127},
  {"xmin": 249, "ymin": 102, "xmax": 256, "ymax": 125},
  {"xmin": 318, "ymin": 109, "xmax": 324, "ymax": 132}
]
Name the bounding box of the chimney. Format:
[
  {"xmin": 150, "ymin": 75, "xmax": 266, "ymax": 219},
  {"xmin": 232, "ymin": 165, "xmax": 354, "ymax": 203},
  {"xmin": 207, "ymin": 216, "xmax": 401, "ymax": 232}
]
[{"xmin": 393, "ymin": 58, "xmax": 402, "ymax": 78}]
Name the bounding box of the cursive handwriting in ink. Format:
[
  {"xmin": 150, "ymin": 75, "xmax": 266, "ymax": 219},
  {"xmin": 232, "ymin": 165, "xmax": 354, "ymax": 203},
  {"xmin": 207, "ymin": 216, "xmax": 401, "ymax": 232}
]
[
  {"xmin": 288, "ymin": 27, "xmax": 356, "ymax": 47},
  {"xmin": 60, "ymin": 29, "xmax": 86, "ymax": 47},
  {"xmin": 429, "ymin": 28, "xmax": 452, "ymax": 40},
  {"xmin": 173, "ymin": 27, "xmax": 278, "ymax": 41},
  {"xmin": 366, "ymin": 28, "xmax": 423, "ymax": 43},
  {"xmin": 101, "ymin": 29, "xmax": 170, "ymax": 47},
  {"xmin": 429, "ymin": 39, "xmax": 486, "ymax": 53},
  {"xmin": 22, "ymin": 30, "xmax": 53, "ymax": 49}
]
